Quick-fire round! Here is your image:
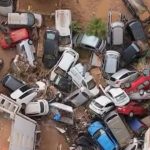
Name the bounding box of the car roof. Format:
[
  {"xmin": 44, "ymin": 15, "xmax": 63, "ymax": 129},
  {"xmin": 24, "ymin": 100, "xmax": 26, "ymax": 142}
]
[
  {"xmin": 25, "ymin": 101, "xmax": 41, "ymax": 114},
  {"xmin": 111, "ymin": 69, "xmax": 131, "ymax": 79},
  {"xmin": 58, "ymin": 51, "xmax": 75, "ymax": 71},
  {"xmin": 109, "ymin": 88, "xmax": 124, "ymax": 97},
  {"xmin": 55, "ymin": 9, "xmax": 71, "ymax": 36},
  {"xmin": 81, "ymin": 34, "xmax": 99, "ymax": 48},
  {"xmin": 94, "ymin": 95, "xmax": 112, "ymax": 106},
  {"xmin": 129, "ymin": 20, "xmax": 146, "ymax": 40}
]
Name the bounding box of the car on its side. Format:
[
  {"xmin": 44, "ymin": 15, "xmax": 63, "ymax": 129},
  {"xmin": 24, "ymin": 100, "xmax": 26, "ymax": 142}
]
[
  {"xmin": 68, "ymin": 63, "xmax": 99, "ymax": 96},
  {"xmin": 0, "ymin": 28, "xmax": 29, "ymax": 49},
  {"xmin": 126, "ymin": 117, "xmax": 147, "ymax": 136},
  {"xmin": 17, "ymin": 39, "xmax": 36, "ymax": 67},
  {"xmin": 42, "ymin": 29, "xmax": 59, "ymax": 69},
  {"xmin": 126, "ymin": 20, "xmax": 147, "ymax": 41},
  {"xmin": 122, "ymin": 0, "xmax": 150, "ymax": 23},
  {"xmin": 64, "ymin": 87, "xmax": 92, "ymax": 107},
  {"xmin": 73, "ymin": 33, "xmax": 106, "ymax": 53},
  {"xmin": 1, "ymin": 74, "xmax": 25, "ymax": 92},
  {"xmin": 25, "ymin": 99, "xmax": 49, "ymax": 116},
  {"xmin": 102, "ymin": 50, "xmax": 120, "ymax": 77},
  {"xmin": 88, "ymin": 121, "xmax": 119, "ymax": 150},
  {"xmin": 104, "ymin": 111, "xmax": 132, "ymax": 147},
  {"xmin": 129, "ymin": 89, "xmax": 150, "ymax": 101},
  {"xmin": 121, "ymin": 42, "xmax": 141, "ymax": 66},
  {"xmin": 122, "ymin": 75, "xmax": 150, "ymax": 94},
  {"xmin": 10, "ymin": 85, "xmax": 38, "ymax": 107},
  {"xmin": 117, "ymin": 101, "xmax": 147, "ymax": 117},
  {"xmin": 89, "ymin": 95, "xmax": 114, "ymax": 117},
  {"xmin": 8, "ymin": 12, "xmax": 35, "ymax": 28},
  {"xmin": 0, "ymin": 0, "xmax": 13, "ymax": 16},
  {"xmin": 50, "ymin": 48, "xmax": 79, "ymax": 82},
  {"xmin": 102, "ymin": 85, "xmax": 130, "ymax": 106},
  {"xmin": 55, "ymin": 9, "xmax": 72, "ymax": 51},
  {"xmin": 107, "ymin": 69, "xmax": 138, "ymax": 87}
]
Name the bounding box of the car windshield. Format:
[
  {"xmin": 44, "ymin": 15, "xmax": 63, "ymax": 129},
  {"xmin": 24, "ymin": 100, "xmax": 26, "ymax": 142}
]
[
  {"xmin": 87, "ymin": 79, "xmax": 96, "ymax": 90},
  {"xmin": 115, "ymin": 92, "xmax": 126, "ymax": 102},
  {"xmin": 47, "ymin": 32, "xmax": 55, "ymax": 40},
  {"xmin": 59, "ymin": 36, "xmax": 71, "ymax": 46},
  {"xmin": 40, "ymin": 102, "xmax": 44, "ymax": 113},
  {"xmin": 110, "ymin": 76, "xmax": 116, "ymax": 81},
  {"xmin": 93, "ymin": 101, "xmax": 103, "ymax": 108},
  {"xmin": 54, "ymin": 66, "xmax": 66, "ymax": 77},
  {"xmin": 20, "ymin": 85, "xmax": 30, "ymax": 92}
]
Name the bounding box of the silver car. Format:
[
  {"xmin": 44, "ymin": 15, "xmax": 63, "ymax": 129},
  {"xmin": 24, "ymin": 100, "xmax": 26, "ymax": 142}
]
[
  {"xmin": 107, "ymin": 69, "xmax": 138, "ymax": 87},
  {"xmin": 103, "ymin": 50, "xmax": 120, "ymax": 76},
  {"xmin": 64, "ymin": 87, "xmax": 92, "ymax": 107},
  {"xmin": 104, "ymin": 111, "xmax": 132, "ymax": 147},
  {"xmin": 0, "ymin": 0, "xmax": 13, "ymax": 16}
]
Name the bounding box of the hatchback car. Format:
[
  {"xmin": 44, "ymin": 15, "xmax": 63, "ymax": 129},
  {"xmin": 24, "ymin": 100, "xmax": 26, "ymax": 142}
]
[
  {"xmin": 102, "ymin": 50, "xmax": 120, "ymax": 76},
  {"xmin": 64, "ymin": 87, "xmax": 92, "ymax": 107},
  {"xmin": 88, "ymin": 121, "xmax": 119, "ymax": 150},
  {"xmin": 104, "ymin": 86, "xmax": 130, "ymax": 106},
  {"xmin": 50, "ymin": 48, "xmax": 79, "ymax": 82},
  {"xmin": 10, "ymin": 85, "xmax": 38, "ymax": 107},
  {"xmin": 126, "ymin": 20, "xmax": 146, "ymax": 41},
  {"xmin": 122, "ymin": 75, "xmax": 150, "ymax": 93},
  {"xmin": 68, "ymin": 63, "xmax": 99, "ymax": 96},
  {"xmin": 42, "ymin": 29, "xmax": 59, "ymax": 69},
  {"xmin": 25, "ymin": 99, "xmax": 49, "ymax": 116},
  {"xmin": 0, "ymin": 0, "xmax": 13, "ymax": 16},
  {"xmin": 117, "ymin": 101, "xmax": 147, "ymax": 117},
  {"xmin": 17, "ymin": 39, "xmax": 36, "ymax": 67},
  {"xmin": 8, "ymin": 12, "xmax": 35, "ymax": 28},
  {"xmin": 0, "ymin": 28, "xmax": 29, "ymax": 49},
  {"xmin": 1, "ymin": 74, "xmax": 25, "ymax": 92},
  {"xmin": 121, "ymin": 42, "xmax": 141, "ymax": 66},
  {"xmin": 73, "ymin": 33, "xmax": 106, "ymax": 53},
  {"xmin": 122, "ymin": 0, "xmax": 150, "ymax": 22},
  {"xmin": 89, "ymin": 95, "xmax": 114, "ymax": 117},
  {"xmin": 107, "ymin": 69, "xmax": 138, "ymax": 87},
  {"xmin": 55, "ymin": 9, "xmax": 72, "ymax": 51},
  {"xmin": 104, "ymin": 111, "xmax": 132, "ymax": 147}
]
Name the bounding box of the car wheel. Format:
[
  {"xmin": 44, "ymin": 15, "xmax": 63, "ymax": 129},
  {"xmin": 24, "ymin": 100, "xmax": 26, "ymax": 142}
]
[
  {"xmin": 28, "ymin": 40, "xmax": 33, "ymax": 45},
  {"xmin": 129, "ymin": 112, "xmax": 134, "ymax": 117},
  {"xmin": 139, "ymin": 90, "xmax": 144, "ymax": 96},
  {"xmin": 124, "ymin": 82, "xmax": 131, "ymax": 88},
  {"xmin": 120, "ymin": 83, "xmax": 125, "ymax": 89},
  {"xmin": 21, "ymin": 103, "xmax": 26, "ymax": 110}
]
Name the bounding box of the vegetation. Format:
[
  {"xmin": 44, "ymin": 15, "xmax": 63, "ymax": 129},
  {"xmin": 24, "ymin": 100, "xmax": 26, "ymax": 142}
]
[
  {"xmin": 86, "ymin": 18, "xmax": 106, "ymax": 38},
  {"xmin": 70, "ymin": 21, "xmax": 82, "ymax": 34}
]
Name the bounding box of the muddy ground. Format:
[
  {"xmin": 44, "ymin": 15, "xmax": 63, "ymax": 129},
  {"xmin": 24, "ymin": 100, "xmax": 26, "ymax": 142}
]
[{"xmin": 0, "ymin": 0, "xmax": 149, "ymax": 150}]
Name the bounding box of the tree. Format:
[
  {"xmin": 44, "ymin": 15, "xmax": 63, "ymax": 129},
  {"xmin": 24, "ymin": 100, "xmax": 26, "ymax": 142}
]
[{"xmin": 86, "ymin": 18, "xmax": 106, "ymax": 38}]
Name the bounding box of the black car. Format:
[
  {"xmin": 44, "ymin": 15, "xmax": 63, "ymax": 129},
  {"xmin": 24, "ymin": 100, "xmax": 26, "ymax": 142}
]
[
  {"xmin": 126, "ymin": 20, "xmax": 147, "ymax": 41},
  {"xmin": 1, "ymin": 74, "xmax": 25, "ymax": 91},
  {"xmin": 121, "ymin": 42, "xmax": 141, "ymax": 66},
  {"xmin": 42, "ymin": 29, "xmax": 59, "ymax": 69}
]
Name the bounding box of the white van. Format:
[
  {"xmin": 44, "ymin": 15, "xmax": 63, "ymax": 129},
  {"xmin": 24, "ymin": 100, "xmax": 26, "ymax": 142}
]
[
  {"xmin": 25, "ymin": 99, "xmax": 49, "ymax": 116},
  {"xmin": 55, "ymin": 9, "xmax": 72, "ymax": 51},
  {"xmin": 17, "ymin": 39, "xmax": 36, "ymax": 67},
  {"xmin": 68, "ymin": 63, "xmax": 99, "ymax": 96}
]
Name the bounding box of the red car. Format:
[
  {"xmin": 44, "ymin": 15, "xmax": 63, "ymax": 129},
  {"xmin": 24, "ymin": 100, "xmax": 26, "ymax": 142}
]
[
  {"xmin": 117, "ymin": 101, "xmax": 147, "ymax": 117},
  {"xmin": 0, "ymin": 28, "xmax": 29, "ymax": 49},
  {"xmin": 122, "ymin": 75, "xmax": 150, "ymax": 93}
]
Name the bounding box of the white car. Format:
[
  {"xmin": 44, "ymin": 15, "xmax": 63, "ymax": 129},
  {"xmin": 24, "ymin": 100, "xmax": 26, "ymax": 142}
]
[
  {"xmin": 68, "ymin": 63, "xmax": 99, "ymax": 96},
  {"xmin": 129, "ymin": 89, "xmax": 150, "ymax": 101},
  {"xmin": 55, "ymin": 9, "xmax": 72, "ymax": 51},
  {"xmin": 100, "ymin": 85, "xmax": 130, "ymax": 106},
  {"xmin": 89, "ymin": 95, "xmax": 114, "ymax": 117},
  {"xmin": 107, "ymin": 69, "xmax": 138, "ymax": 87},
  {"xmin": 25, "ymin": 99, "xmax": 49, "ymax": 116},
  {"xmin": 10, "ymin": 85, "xmax": 38, "ymax": 107},
  {"xmin": 50, "ymin": 48, "xmax": 79, "ymax": 82}
]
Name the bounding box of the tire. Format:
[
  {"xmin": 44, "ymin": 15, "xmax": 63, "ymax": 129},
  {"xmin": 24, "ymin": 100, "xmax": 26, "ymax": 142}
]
[
  {"xmin": 120, "ymin": 83, "xmax": 125, "ymax": 89},
  {"xmin": 28, "ymin": 39, "xmax": 33, "ymax": 45},
  {"xmin": 124, "ymin": 82, "xmax": 131, "ymax": 88},
  {"xmin": 21, "ymin": 103, "xmax": 26, "ymax": 110}
]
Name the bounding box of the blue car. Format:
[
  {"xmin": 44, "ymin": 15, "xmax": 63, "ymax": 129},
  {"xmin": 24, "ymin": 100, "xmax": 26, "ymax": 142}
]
[{"xmin": 88, "ymin": 121, "xmax": 118, "ymax": 150}]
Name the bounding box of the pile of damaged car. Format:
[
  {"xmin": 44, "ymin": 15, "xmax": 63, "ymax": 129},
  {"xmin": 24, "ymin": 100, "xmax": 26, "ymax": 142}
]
[{"xmin": 1, "ymin": 0, "xmax": 150, "ymax": 150}]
